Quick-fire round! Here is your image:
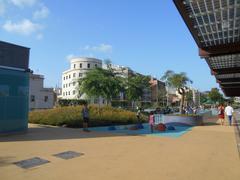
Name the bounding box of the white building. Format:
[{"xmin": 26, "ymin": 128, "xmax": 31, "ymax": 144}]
[
  {"xmin": 29, "ymin": 73, "xmax": 54, "ymax": 110},
  {"xmin": 234, "ymin": 97, "xmax": 240, "ymax": 103},
  {"xmin": 61, "ymin": 57, "xmax": 102, "ymax": 99},
  {"xmin": 102, "ymin": 63, "xmax": 134, "ymax": 78}
]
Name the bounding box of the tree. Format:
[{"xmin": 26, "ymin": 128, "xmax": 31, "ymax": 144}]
[
  {"xmin": 104, "ymin": 59, "xmax": 113, "ymax": 72},
  {"xmin": 200, "ymin": 92, "xmax": 208, "ymax": 104},
  {"xmin": 125, "ymin": 74, "xmax": 151, "ymax": 109},
  {"xmin": 161, "ymin": 70, "xmax": 192, "ymax": 114},
  {"xmin": 157, "ymin": 86, "xmax": 167, "ymax": 107},
  {"xmin": 78, "ymin": 68, "xmax": 122, "ymax": 105},
  {"xmin": 208, "ymin": 88, "xmax": 224, "ymax": 104}
]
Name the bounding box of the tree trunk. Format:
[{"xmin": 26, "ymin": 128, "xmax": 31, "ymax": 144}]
[
  {"xmin": 180, "ymin": 93, "xmax": 185, "ymax": 114},
  {"xmin": 98, "ymin": 97, "xmax": 101, "ymax": 115},
  {"xmin": 178, "ymin": 88, "xmax": 185, "ymax": 114},
  {"xmin": 131, "ymin": 101, "xmax": 135, "ymax": 110}
]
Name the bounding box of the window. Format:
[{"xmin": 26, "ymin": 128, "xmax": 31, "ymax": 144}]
[
  {"xmin": 66, "ymin": 84, "xmax": 68, "ymax": 88},
  {"xmin": 63, "ymin": 92, "xmax": 65, "ymax": 96},
  {"xmin": 95, "ymin": 64, "xmax": 97, "ymax": 68},
  {"xmin": 87, "ymin": 63, "xmax": 90, "ymax": 68},
  {"xmin": 73, "ymin": 90, "xmax": 75, "ymax": 95},
  {"xmin": 31, "ymin": 95, "xmax": 35, "ymax": 102},
  {"xmin": 74, "ymin": 64, "xmax": 76, "ymax": 69},
  {"xmin": 69, "ymin": 75, "xmax": 71, "ymax": 79},
  {"xmin": 68, "ymin": 91, "xmax": 70, "ymax": 95},
  {"xmin": 69, "ymin": 83, "xmax": 71, "ymax": 87},
  {"xmin": 63, "ymin": 77, "xmax": 65, "ymax": 80},
  {"xmin": 80, "ymin": 63, "xmax": 82, "ymax": 68},
  {"xmin": 66, "ymin": 76, "xmax": 68, "ymax": 80},
  {"xmin": 73, "ymin": 73, "xmax": 76, "ymax": 77},
  {"xmin": 63, "ymin": 84, "xmax": 65, "ymax": 88},
  {"xmin": 73, "ymin": 82, "xmax": 76, "ymax": 86},
  {"xmin": 79, "ymin": 73, "xmax": 83, "ymax": 77},
  {"xmin": 44, "ymin": 96, "xmax": 48, "ymax": 102}
]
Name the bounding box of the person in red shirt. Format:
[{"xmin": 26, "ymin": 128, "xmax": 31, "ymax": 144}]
[{"xmin": 218, "ymin": 104, "xmax": 225, "ymax": 126}]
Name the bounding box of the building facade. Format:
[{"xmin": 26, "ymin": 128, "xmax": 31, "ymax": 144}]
[
  {"xmin": 150, "ymin": 77, "xmax": 166, "ymax": 105},
  {"xmin": 102, "ymin": 64, "xmax": 134, "ymax": 78},
  {"xmin": 0, "ymin": 41, "xmax": 30, "ymax": 134},
  {"xmin": 29, "ymin": 73, "xmax": 54, "ymax": 110},
  {"xmin": 61, "ymin": 57, "xmax": 102, "ymax": 99}
]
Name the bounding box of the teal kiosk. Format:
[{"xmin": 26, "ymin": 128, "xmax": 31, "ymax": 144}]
[{"xmin": 0, "ymin": 41, "xmax": 30, "ymax": 135}]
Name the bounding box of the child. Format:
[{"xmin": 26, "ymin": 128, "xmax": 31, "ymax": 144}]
[{"xmin": 149, "ymin": 111, "xmax": 154, "ymax": 133}]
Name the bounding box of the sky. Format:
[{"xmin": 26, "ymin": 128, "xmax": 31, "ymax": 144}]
[{"xmin": 0, "ymin": 0, "xmax": 219, "ymax": 91}]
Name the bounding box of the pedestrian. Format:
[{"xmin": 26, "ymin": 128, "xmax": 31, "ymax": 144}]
[
  {"xmin": 218, "ymin": 104, "xmax": 225, "ymax": 125},
  {"xmin": 136, "ymin": 107, "xmax": 141, "ymax": 124},
  {"xmin": 225, "ymin": 103, "xmax": 234, "ymax": 126},
  {"xmin": 149, "ymin": 111, "xmax": 155, "ymax": 133},
  {"xmin": 82, "ymin": 104, "xmax": 90, "ymax": 132}
]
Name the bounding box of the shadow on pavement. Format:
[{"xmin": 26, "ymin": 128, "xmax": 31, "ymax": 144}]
[
  {"xmin": 0, "ymin": 156, "xmax": 15, "ymax": 167},
  {"xmin": 0, "ymin": 125, "xmax": 129, "ymax": 142}
]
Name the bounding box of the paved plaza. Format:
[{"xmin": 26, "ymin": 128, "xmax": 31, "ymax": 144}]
[{"xmin": 1, "ymin": 116, "xmax": 240, "ymax": 180}]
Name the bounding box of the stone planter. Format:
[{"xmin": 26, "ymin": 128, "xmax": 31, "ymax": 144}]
[{"xmin": 163, "ymin": 115, "xmax": 203, "ymax": 126}]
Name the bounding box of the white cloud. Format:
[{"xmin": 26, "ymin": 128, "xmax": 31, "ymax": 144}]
[
  {"xmin": 3, "ymin": 19, "xmax": 42, "ymax": 35},
  {"xmin": 0, "ymin": 0, "xmax": 5, "ymax": 16},
  {"xmin": 10, "ymin": 0, "xmax": 38, "ymax": 8},
  {"xmin": 36, "ymin": 33, "xmax": 43, "ymax": 40},
  {"xmin": 84, "ymin": 43, "xmax": 113, "ymax": 53},
  {"xmin": 33, "ymin": 5, "xmax": 49, "ymax": 19}
]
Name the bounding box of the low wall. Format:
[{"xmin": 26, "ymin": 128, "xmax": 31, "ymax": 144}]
[{"xmin": 163, "ymin": 115, "xmax": 203, "ymax": 126}]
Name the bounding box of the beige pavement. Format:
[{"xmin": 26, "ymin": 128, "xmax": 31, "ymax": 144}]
[{"xmin": 0, "ymin": 123, "xmax": 240, "ymax": 180}]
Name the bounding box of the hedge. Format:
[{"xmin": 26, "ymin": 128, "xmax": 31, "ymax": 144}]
[{"xmin": 29, "ymin": 105, "xmax": 147, "ymax": 128}]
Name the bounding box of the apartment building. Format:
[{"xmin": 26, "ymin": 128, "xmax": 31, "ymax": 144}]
[{"xmin": 61, "ymin": 57, "xmax": 102, "ymax": 99}]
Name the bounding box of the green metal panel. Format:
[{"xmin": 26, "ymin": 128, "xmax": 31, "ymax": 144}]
[{"xmin": 0, "ymin": 68, "xmax": 29, "ymax": 134}]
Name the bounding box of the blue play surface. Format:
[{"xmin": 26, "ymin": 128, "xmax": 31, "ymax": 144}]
[{"xmin": 88, "ymin": 123, "xmax": 192, "ymax": 138}]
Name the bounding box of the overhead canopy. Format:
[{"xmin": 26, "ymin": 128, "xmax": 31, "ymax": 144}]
[{"xmin": 174, "ymin": 0, "xmax": 240, "ymax": 97}]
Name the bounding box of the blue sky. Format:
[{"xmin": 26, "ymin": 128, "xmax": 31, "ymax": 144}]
[{"xmin": 0, "ymin": 0, "xmax": 218, "ymax": 91}]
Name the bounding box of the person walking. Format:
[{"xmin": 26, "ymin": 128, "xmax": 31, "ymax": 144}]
[
  {"xmin": 136, "ymin": 107, "xmax": 141, "ymax": 124},
  {"xmin": 82, "ymin": 104, "xmax": 90, "ymax": 132},
  {"xmin": 218, "ymin": 104, "xmax": 225, "ymax": 125},
  {"xmin": 225, "ymin": 103, "xmax": 234, "ymax": 126},
  {"xmin": 149, "ymin": 111, "xmax": 155, "ymax": 133}
]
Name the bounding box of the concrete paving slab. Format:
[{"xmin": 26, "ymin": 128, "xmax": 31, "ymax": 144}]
[{"xmin": 0, "ymin": 122, "xmax": 240, "ymax": 180}]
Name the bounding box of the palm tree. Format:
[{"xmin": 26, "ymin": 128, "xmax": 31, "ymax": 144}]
[{"xmin": 161, "ymin": 70, "xmax": 192, "ymax": 114}]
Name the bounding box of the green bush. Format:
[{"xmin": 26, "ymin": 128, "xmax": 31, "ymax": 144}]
[
  {"xmin": 58, "ymin": 99, "xmax": 87, "ymax": 107},
  {"xmin": 29, "ymin": 105, "xmax": 147, "ymax": 128},
  {"xmin": 111, "ymin": 100, "xmax": 130, "ymax": 108}
]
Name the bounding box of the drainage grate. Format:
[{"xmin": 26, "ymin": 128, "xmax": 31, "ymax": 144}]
[
  {"xmin": 14, "ymin": 157, "xmax": 50, "ymax": 169},
  {"xmin": 53, "ymin": 151, "xmax": 83, "ymax": 160}
]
